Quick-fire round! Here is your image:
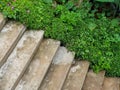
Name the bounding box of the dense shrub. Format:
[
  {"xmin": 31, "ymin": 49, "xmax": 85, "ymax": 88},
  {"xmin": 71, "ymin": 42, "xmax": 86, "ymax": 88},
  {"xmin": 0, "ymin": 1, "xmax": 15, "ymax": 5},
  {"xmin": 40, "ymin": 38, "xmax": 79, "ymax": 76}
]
[
  {"xmin": 90, "ymin": 0, "xmax": 120, "ymax": 17},
  {"xmin": 0, "ymin": 0, "xmax": 120, "ymax": 77},
  {"xmin": 0, "ymin": 0, "xmax": 53, "ymax": 29},
  {"xmin": 45, "ymin": 2, "xmax": 120, "ymax": 76}
]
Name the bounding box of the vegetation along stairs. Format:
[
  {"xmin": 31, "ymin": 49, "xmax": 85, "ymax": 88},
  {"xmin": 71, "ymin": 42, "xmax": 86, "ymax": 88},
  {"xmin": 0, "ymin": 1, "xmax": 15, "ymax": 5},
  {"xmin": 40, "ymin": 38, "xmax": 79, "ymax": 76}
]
[{"xmin": 0, "ymin": 13, "xmax": 120, "ymax": 90}]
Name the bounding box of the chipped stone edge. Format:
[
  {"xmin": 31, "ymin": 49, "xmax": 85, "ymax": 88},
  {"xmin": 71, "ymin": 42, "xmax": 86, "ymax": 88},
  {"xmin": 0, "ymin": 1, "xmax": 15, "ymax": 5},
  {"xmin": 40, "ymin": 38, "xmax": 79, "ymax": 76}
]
[{"xmin": 52, "ymin": 47, "xmax": 75, "ymax": 65}]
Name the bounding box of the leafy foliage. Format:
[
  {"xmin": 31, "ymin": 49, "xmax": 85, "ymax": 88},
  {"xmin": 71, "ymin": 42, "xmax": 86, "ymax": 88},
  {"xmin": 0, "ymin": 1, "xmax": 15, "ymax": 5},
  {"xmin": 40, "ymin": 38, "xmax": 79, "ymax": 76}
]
[
  {"xmin": 93, "ymin": 0, "xmax": 120, "ymax": 16},
  {"xmin": 0, "ymin": 0, "xmax": 120, "ymax": 77},
  {"xmin": 45, "ymin": 1, "xmax": 120, "ymax": 76},
  {"xmin": 0, "ymin": 0, "xmax": 53, "ymax": 29},
  {"xmin": 95, "ymin": 0, "xmax": 114, "ymax": 2}
]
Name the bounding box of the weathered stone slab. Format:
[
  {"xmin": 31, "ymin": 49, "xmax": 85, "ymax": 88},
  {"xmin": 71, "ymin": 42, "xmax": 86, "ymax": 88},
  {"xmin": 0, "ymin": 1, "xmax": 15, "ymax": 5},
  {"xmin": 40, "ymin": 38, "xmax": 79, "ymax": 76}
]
[
  {"xmin": 0, "ymin": 13, "xmax": 6, "ymax": 31},
  {"xmin": 119, "ymin": 78, "xmax": 120, "ymax": 89},
  {"xmin": 39, "ymin": 47, "xmax": 75, "ymax": 90},
  {"xmin": 15, "ymin": 39, "xmax": 60, "ymax": 90},
  {"xmin": 82, "ymin": 70, "xmax": 105, "ymax": 90},
  {"xmin": 0, "ymin": 30, "xmax": 44, "ymax": 90},
  {"xmin": 0, "ymin": 21, "xmax": 26, "ymax": 67},
  {"xmin": 62, "ymin": 61, "xmax": 90, "ymax": 90},
  {"xmin": 102, "ymin": 77, "xmax": 119, "ymax": 90}
]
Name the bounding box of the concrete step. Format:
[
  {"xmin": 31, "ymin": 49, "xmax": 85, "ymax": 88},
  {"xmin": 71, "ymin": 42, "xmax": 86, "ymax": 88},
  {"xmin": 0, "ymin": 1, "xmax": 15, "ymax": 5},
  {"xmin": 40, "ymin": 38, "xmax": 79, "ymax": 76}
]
[
  {"xmin": 62, "ymin": 61, "xmax": 90, "ymax": 90},
  {"xmin": 102, "ymin": 77, "xmax": 119, "ymax": 90},
  {"xmin": 15, "ymin": 39, "xmax": 60, "ymax": 90},
  {"xmin": 39, "ymin": 47, "xmax": 75, "ymax": 90},
  {"xmin": 0, "ymin": 13, "xmax": 6, "ymax": 31},
  {"xmin": 119, "ymin": 77, "xmax": 120, "ymax": 90},
  {"xmin": 0, "ymin": 21, "xmax": 26, "ymax": 67},
  {"xmin": 82, "ymin": 70, "xmax": 105, "ymax": 90},
  {"xmin": 0, "ymin": 30, "xmax": 44, "ymax": 90}
]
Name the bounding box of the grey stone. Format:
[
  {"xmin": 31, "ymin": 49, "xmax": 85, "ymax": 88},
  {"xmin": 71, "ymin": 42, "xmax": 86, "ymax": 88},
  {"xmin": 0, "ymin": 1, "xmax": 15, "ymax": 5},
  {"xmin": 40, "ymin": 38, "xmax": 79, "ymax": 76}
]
[
  {"xmin": 0, "ymin": 21, "xmax": 26, "ymax": 67},
  {"xmin": 0, "ymin": 30, "xmax": 44, "ymax": 90},
  {"xmin": 15, "ymin": 39, "xmax": 60, "ymax": 90},
  {"xmin": 102, "ymin": 77, "xmax": 119, "ymax": 90},
  {"xmin": 62, "ymin": 61, "xmax": 90, "ymax": 90},
  {"xmin": 39, "ymin": 47, "xmax": 75, "ymax": 90},
  {"xmin": 82, "ymin": 70, "xmax": 105, "ymax": 90}
]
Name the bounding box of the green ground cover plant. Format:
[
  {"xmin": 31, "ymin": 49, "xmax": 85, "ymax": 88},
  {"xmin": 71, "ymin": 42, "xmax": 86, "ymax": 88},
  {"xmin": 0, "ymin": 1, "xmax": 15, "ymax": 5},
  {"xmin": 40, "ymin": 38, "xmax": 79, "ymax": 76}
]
[
  {"xmin": 0, "ymin": 0, "xmax": 53, "ymax": 29},
  {"xmin": 0, "ymin": 0, "xmax": 120, "ymax": 77}
]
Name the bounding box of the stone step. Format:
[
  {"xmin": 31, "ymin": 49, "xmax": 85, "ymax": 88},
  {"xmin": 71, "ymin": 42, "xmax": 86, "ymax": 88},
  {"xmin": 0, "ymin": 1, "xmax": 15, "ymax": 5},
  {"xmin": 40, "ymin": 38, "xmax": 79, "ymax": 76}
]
[
  {"xmin": 15, "ymin": 39, "xmax": 60, "ymax": 90},
  {"xmin": 0, "ymin": 13, "xmax": 6, "ymax": 31},
  {"xmin": 102, "ymin": 77, "xmax": 119, "ymax": 90},
  {"xmin": 119, "ymin": 77, "xmax": 120, "ymax": 90},
  {"xmin": 0, "ymin": 30, "xmax": 44, "ymax": 90},
  {"xmin": 82, "ymin": 70, "xmax": 105, "ymax": 90},
  {"xmin": 0, "ymin": 21, "xmax": 26, "ymax": 67},
  {"xmin": 62, "ymin": 61, "xmax": 90, "ymax": 90},
  {"xmin": 39, "ymin": 47, "xmax": 75, "ymax": 90}
]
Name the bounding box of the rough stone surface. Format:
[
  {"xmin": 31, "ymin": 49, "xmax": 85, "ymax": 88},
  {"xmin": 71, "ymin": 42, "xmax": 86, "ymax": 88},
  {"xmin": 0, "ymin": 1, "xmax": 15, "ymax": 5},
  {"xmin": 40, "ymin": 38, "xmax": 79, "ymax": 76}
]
[
  {"xmin": 0, "ymin": 13, "xmax": 6, "ymax": 31},
  {"xmin": 52, "ymin": 47, "xmax": 75, "ymax": 65},
  {"xmin": 82, "ymin": 70, "xmax": 105, "ymax": 90},
  {"xmin": 119, "ymin": 78, "xmax": 120, "ymax": 89},
  {"xmin": 62, "ymin": 61, "xmax": 90, "ymax": 90},
  {"xmin": 102, "ymin": 77, "xmax": 119, "ymax": 90},
  {"xmin": 15, "ymin": 39, "xmax": 60, "ymax": 90},
  {"xmin": 39, "ymin": 47, "xmax": 75, "ymax": 90},
  {"xmin": 0, "ymin": 30, "xmax": 44, "ymax": 90},
  {"xmin": 0, "ymin": 21, "xmax": 26, "ymax": 67}
]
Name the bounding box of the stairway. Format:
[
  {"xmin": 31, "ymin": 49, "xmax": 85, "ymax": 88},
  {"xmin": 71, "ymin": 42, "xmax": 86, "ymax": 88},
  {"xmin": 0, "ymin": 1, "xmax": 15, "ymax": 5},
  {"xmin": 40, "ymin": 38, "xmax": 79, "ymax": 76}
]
[{"xmin": 0, "ymin": 13, "xmax": 119, "ymax": 90}]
